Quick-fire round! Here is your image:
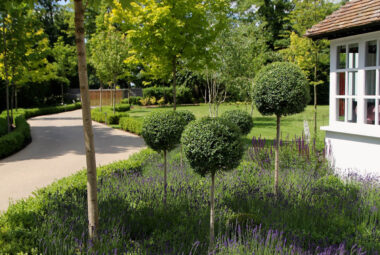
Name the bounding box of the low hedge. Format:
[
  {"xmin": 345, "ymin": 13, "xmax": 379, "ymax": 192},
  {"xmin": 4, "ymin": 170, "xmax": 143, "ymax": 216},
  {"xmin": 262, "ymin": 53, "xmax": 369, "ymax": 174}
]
[
  {"xmin": 0, "ymin": 103, "xmax": 82, "ymax": 159},
  {"xmin": 142, "ymin": 86, "xmax": 193, "ymax": 104},
  {"xmin": 91, "ymin": 109, "xmax": 129, "ymax": 125},
  {"xmin": 0, "ymin": 117, "xmax": 7, "ymax": 137},
  {"xmin": 121, "ymin": 97, "xmax": 142, "ymax": 105},
  {"xmin": 0, "ymin": 116, "xmax": 31, "ymax": 159},
  {"xmin": 119, "ymin": 117, "xmax": 143, "ymax": 135},
  {"xmin": 114, "ymin": 104, "xmax": 131, "ymax": 112},
  {"xmin": 0, "ymin": 148, "xmax": 155, "ymax": 253}
]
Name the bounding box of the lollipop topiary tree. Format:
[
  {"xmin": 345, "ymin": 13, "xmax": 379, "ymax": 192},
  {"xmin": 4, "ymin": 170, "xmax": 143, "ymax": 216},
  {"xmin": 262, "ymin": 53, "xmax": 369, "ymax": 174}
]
[
  {"xmin": 252, "ymin": 62, "xmax": 310, "ymax": 196},
  {"xmin": 220, "ymin": 109, "xmax": 253, "ymax": 135},
  {"xmin": 142, "ymin": 111, "xmax": 185, "ymax": 204},
  {"xmin": 181, "ymin": 117, "xmax": 244, "ymax": 250}
]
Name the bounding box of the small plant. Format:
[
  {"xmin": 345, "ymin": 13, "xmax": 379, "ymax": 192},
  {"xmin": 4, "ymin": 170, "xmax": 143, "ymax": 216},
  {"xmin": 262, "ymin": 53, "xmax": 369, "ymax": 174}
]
[
  {"xmin": 139, "ymin": 97, "xmax": 150, "ymax": 106},
  {"xmin": 181, "ymin": 117, "xmax": 244, "ymax": 250},
  {"xmin": 149, "ymin": 96, "xmax": 157, "ymax": 105},
  {"xmin": 220, "ymin": 109, "xmax": 253, "ymax": 135},
  {"xmin": 157, "ymin": 97, "xmax": 165, "ymax": 106},
  {"xmin": 141, "ymin": 111, "xmax": 185, "ymax": 204},
  {"xmin": 253, "ymin": 62, "xmax": 309, "ymax": 195}
]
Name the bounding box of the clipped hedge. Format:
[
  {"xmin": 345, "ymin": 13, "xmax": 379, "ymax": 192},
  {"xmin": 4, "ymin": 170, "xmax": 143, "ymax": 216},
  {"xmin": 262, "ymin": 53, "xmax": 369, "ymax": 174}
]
[
  {"xmin": 0, "ymin": 148, "xmax": 155, "ymax": 253},
  {"xmin": 143, "ymin": 86, "xmax": 193, "ymax": 104},
  {"xmin": 0, "ymin": 116, "xmax": 31, "ymax": 159},
  {"xmin": 121, "ymin": 97, "xmax": 142, "ymax": 105},
  {"xmin": 91, "ymin": 110, "xmax": 129, "ymax": 125},
  {"xmin": 114, "ymin": 104, "xmax": 131, "ymax": 112},
  {"xmin": 119, "ymin": 117, "xmax": 143, "ymax": 135},
  {"xmin": 0, "ymin": 117, "xmax": 7, "ymax": 137},
  {"xmin": 220, "ymin": 109, "xmax": 253, "ymax": 135}
]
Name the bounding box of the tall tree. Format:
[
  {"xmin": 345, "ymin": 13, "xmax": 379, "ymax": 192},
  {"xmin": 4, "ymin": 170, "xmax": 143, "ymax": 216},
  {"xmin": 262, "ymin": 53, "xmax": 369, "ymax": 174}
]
[
  {"xmin": 73, "ymin": 0, "xmax": 99, "ymax": 240},
  {"xmin": 112, "ymin": 0, "xmax": 229, "ymax": 110}
]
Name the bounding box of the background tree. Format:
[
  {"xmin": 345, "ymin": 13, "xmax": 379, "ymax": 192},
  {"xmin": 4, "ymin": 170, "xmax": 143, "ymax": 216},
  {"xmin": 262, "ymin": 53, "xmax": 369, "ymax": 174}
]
[
  {"xmin": 181, "ymin": 117, "xmax": 244, "ymax": 250},
  {"xmin": 112, "ymin": 0, "xmax": 229, "ymax": 110},
  {"xmin": 253, "ymin": 62, "xmax": 309, "ymax": 196},
  {"xmin": 141, "ymin": 111, "xmax": 184, "ymax": 205}
]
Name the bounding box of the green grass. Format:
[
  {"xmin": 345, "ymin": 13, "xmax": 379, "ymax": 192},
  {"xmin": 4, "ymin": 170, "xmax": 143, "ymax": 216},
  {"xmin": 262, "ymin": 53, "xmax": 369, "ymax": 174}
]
[{"xmin": 128, "ymin": 103, "xmax": 329, "ymax": 146}]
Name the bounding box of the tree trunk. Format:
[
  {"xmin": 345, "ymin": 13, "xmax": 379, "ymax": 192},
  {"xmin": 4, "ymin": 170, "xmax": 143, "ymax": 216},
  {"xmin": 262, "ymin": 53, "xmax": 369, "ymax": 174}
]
[
  {"xmin": 113, "ymin": 77, "xmax": 116, "ymax": 114},
  {"xmin": 15, "ymin": 88, "xmax": 18, "ymax": 111},
  {"xmin": 100, "ymin": 82, "xmax": 103, "ymax": 112},
  {"xmin": 163, "ymin": 150, "xmax": 167, "ymax": 205},
  {"xmin": 274, "ymin": 115, "xmax": 280, "ymax": 196},
  {"xmin": 172, "ymin": 56, "xmax": 177, "ymax": 111},
  {"xmin": 74, "ymin": 0, "xmax": 99, "ymax": 240},
  {"xmin": 10, "ymin": 81, "xmax": 14, "ymax": 124},
  {"xmin": 209, "ymin": 172, "xmax": 215, "ymax": 251},
  {"xmin": 314, "ymin": 52, "xmax": 318, "ymax": 138},
  {"xmin": 61, "ymin": 83, "xmax": 64, "ymax": 105},
  {"xmin": 2, "ymin": 15, "xmax": 11, "ymax": 133}
]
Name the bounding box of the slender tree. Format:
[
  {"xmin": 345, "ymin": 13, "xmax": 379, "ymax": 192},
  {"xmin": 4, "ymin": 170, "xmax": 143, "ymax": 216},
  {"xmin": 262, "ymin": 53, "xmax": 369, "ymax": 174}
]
[{"xmin": 73, "ymin": 0, "xmax": 99, "ymax": 240}]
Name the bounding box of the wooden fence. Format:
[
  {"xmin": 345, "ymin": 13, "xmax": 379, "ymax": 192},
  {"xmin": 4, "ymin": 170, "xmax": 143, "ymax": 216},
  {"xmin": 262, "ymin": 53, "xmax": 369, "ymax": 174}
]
[{"xmin": 89, "ymin": 89, "xmax": 125, "ymax": 106}]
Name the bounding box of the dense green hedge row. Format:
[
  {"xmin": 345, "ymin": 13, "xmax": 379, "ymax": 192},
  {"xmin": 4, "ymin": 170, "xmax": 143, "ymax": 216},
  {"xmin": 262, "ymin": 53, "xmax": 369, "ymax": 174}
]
[
  {"xmin": 0, "ymin": 116, "xmax": 31, "ymax": 159},
  {"xmin": 91, "ymin": 104, "xmax": 131, "ymax": 125},
  {"xmin": 0, "ymin": 103, "xmax": 82, "ymax": 159},
  {"xmin": 121, "ymin": 97, "xmax": 142, "ymax": 105},
  {"xmin": 119, "ymin": 117, "xmax": 143, "ymax": 135},
  {"xmin": 0, "ymin": 117, "xmax": 7, "ymax": 137},
  {"xmin": 0, "ymin": 149, "xmax": 155, "ymax": 253},
  {"xmin": 143, "ymin": 86, "xmax": 193, "ymax": 104}
]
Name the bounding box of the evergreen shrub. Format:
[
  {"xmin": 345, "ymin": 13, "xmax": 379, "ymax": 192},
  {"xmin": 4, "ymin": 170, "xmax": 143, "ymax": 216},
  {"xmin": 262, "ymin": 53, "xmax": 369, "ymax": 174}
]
[{"xmin": 220, "ymin": 110, "xmax": 253, "ymax": 135}]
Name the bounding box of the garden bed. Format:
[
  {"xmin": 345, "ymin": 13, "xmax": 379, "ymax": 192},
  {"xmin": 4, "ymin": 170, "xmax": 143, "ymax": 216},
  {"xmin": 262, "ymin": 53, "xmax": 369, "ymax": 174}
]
[{"xmin": 0, "ymin": 138, "xmax": 378, "ymax": 254}]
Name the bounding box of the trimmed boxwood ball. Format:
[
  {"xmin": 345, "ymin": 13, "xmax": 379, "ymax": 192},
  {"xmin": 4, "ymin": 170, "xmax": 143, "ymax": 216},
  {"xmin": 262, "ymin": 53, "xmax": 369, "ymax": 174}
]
[
  {"xmin": 142, "ymin": 111, "xmax": 185, "ymax": 152},
  {"xmin": 220, "ymin": 110, "xmax": 253, "ymax": 135},
  {"xmin": 182, "ymin": 117, "xmax": 245, "ymax": 249},
  {"xmin": 175, "ymin": 110, "xmax": 196, "ymax": 125},
  {"xmin": 252, "ymin": 62, "xmax": 310, "ymax": 117}
]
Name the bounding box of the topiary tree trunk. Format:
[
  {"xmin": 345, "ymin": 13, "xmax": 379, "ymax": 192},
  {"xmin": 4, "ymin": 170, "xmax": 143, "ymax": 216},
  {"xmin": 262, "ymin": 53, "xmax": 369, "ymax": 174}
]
[
  {"xmin": 209, "ymin": 172, "xmax": 215, "ymax": 250},
  {"xmin": 163, "ymin": 150, "xmax": 167, "ymax": 205},
  {"xmin": 274, "ymin": 115, "xmax": 281, "ymax": 196}
]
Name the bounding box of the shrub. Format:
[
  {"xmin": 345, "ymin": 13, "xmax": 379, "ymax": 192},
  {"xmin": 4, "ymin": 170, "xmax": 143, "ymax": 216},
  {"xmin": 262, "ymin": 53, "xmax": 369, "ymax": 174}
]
[
  {"xmin": 220, "ymin": 109, "xmax": 253, "ymax": 135},
  {"xmin": 91, "ymin": 109, "xmax": 129, "ymax": 125},
  {"xmin": 0, "ymin": 117, "xmax": 7, "ymax": 137},
  {"xmin": 158, "ymin": 97, "xmax": 165, "ymax": 106},
  {"xmin": 253, "ymin": 62, "xmax": 309, "ymax": 195},
  {"xmin": 149, "ymin": 97, "xmax": 157, "ymax": 105},
  {"xmin": 139, "ymin": 97, "xmax": 150, "ymax": 106},
  {"xmin": 175, "ymin": 110, "xmax": 196, "ymax": 125},
  {"xmin": 142, "ymin": 111, "xmax": 185, "ymax": 204},
  {"xmin": 114, "ymin": 104, "xmax": 131, "ymax": 112},
  {"xmin": 0, "ymin": 116, "xmax": 31, "ymax": 159},
  {"xmin": 121, "ymin": 96, "xmax": 142, "ymax": 105},
  {"xmin": 143, "ymin": 87, "xmax": 172, "ymax": 103},
  {"xmin": 176, "ymin": 86, "xmax": 193, "ymax": 104},
  {"xmin": 181, "ymin": 117, "xmax": 244, "ymax": 248},
  {"xmin": 119, "ymin": 117, "xmax": 143, "ymax": 135}
]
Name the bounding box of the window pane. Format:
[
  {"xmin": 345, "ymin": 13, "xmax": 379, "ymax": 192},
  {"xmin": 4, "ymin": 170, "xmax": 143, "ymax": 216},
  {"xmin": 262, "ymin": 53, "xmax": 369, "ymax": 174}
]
[
  {"xmin": 365, "ymin": 99, "xmax": 376, "ymax": 125},
  {"xmin": 337, "ymin": 72, "xmax": 345, "ymax": 95},
  {"xmin": 365, "ymin": 70, "xmax": 376, "ymax": 95},
  {"xmin": 347, "ymin": 98, "xmax": 357, "ymax": 123},
  {"xmin": 365, "ymin": 40, "xmax": 377, "ymax": 67},
  {"xmin": 348, "ymin": 44, "xmax": 359, "ymax": 68},
  {"xmin": 347, "ymin": 71, "xmax": 357, "ymax": 95},
  {"xmin": 337, "ymin": 99, "xmax": 345, "ymax": 122},
  {"xmin": 337, "ymin": 45, "xmax": 346, "ymax": 69}
]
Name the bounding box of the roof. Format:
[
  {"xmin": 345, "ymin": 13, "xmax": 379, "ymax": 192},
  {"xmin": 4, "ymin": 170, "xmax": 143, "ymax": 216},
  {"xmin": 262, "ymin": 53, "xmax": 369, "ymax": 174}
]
[{"xmin": 305, "ymin": 0, "xmax": 380, "ymax": 40}]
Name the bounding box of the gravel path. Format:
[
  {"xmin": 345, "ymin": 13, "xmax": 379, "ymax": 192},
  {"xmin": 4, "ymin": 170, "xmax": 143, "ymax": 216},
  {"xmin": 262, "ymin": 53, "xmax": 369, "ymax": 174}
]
[{"xmin": 0, "ymin": 109, "xmax": 145, "ymax": 212}]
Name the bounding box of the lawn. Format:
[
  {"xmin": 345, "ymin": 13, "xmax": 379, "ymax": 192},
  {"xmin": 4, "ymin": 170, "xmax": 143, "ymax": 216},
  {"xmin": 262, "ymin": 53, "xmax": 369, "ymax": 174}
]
[{"xmin": 127, "ymin": 103, "xmax": 329, "ymax": 146}]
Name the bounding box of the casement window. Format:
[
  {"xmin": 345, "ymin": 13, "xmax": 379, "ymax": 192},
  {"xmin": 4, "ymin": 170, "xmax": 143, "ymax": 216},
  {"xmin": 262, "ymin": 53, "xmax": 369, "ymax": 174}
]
[{"xmin": 332, "ymin": 37, "xmax": 380, "ymax": 127}]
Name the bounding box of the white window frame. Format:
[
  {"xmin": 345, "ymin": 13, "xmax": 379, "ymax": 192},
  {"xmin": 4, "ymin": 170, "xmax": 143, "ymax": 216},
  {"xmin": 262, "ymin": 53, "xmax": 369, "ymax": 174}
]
[{"xmin": 327, "ymin": 31, "xmax": 380, "ymax": 138}]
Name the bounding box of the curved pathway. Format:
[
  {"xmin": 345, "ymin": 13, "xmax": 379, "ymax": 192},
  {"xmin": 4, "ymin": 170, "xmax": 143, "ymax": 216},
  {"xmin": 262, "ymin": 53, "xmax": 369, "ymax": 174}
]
[{"xmin": 0, "ymin": 109, "xmax": 145, "ymax": 212}]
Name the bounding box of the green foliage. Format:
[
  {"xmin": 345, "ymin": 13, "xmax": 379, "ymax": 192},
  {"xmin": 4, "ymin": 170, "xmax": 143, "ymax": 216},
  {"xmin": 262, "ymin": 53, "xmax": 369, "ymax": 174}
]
[
  {"xmin": 0, "ymin": 116, "xmax": 31, "ymax": 159},
  {"xmin": 143, "ymin": 87, "xmax": 173, "ymax": 104},
  {"xmin": 142, "ymin": 111, "xmax": 185, "ymax": 152},
  {"xmin": 220, "ymin": 109, "xmax": 253, "ymax": 135},
  {"xmin": 121, "ymin": 96, "xmax": 142, "ymax": 105},
  {"xmin": 181, "ymin": 117, "xmax": 244, "ymax": 176},
  {"xmin": 119, "ymin": 117, "xmax": 143, "ymax": 135},
  {"xmin": 175, "ymin": 110, "xmax": 196, "ymax": 125},
  {"xmin": 0, "ymin": 117, "xmax": 7, "ymax": 137},
  {"xmin": 114, "ymin": 104, "xmax": 131, "ymax": 112},
  {"xmin": 253, "ymin": 62, "xmax": 310, "ymax": 117},
  {"xmin": 91, "ymin": 108, "xmax": 129, "ymax": 125}
]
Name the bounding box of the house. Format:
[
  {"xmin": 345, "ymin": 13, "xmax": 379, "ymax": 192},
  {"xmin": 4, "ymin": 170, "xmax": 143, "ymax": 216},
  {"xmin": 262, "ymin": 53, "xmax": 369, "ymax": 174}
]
[{"xmin": 305, "ymin": 0, "xmax": 380, "ymax": 176}]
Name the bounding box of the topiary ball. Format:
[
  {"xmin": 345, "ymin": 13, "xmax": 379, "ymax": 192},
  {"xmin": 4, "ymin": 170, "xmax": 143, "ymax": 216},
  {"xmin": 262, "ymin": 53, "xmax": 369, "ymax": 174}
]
[
  {"xmin": 220, "ymin": 110, "xmax": 253, "ymax": 135},
  {"xmin": 253, "ymin": 62, "xmax": 310, "ymax": 117},
  {"xmin": 181, "ymin": 117, "xmax": 244, "ymax": 176},
  {"xmin": 142, "ymin": 111, "xmax": 185, "ymax": 152},
  {"xmin": 175, "ymin": 110, "xmax": 196, "ymax": 125}
]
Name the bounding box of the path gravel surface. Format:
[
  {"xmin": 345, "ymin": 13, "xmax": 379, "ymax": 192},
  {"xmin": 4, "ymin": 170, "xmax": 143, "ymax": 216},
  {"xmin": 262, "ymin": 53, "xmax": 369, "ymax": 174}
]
[{"xmin": 0, "ymin": 109, "xmax": 145, "ymax": 212}]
